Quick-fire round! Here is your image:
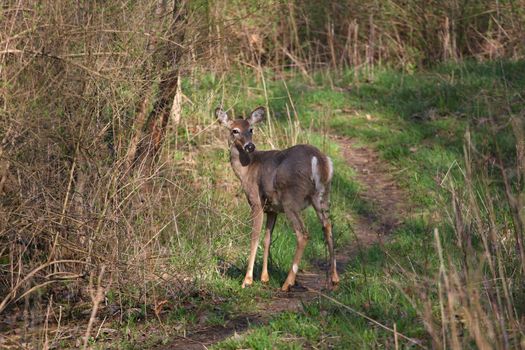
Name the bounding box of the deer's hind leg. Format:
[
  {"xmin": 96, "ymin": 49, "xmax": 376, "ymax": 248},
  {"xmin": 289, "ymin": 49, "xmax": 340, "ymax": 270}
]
[
  {"xmin": 282, "ymin": 207, "xmax": 309, "ymax": 292},
  {"xmin": 312, "ymin": 185, "xmax": 339, "ymax": 288}
]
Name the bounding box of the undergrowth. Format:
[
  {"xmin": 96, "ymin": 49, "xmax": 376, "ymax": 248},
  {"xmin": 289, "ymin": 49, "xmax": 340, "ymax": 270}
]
[{"xmin": 2, "ymin": 55, "xmax": 523, "ymax": 348}]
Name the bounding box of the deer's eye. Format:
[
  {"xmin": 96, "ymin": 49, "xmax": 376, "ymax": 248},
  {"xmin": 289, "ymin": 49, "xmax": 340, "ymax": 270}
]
[
  {"xmin": 249, "ymin": 128, "xmax": 253, "ymax": 134},
  {"xmin": 232, "ymin": 129, "xmax": 240, "ymax": 135}
]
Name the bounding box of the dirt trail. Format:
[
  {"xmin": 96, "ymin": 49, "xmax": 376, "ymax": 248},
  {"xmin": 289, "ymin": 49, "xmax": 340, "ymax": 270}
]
[{"xmin": 160, "ymin": 136, "xmax": 409, "ymax": 349}]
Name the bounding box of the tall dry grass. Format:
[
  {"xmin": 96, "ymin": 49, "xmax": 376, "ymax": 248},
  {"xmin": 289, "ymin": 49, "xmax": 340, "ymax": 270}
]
[
  {"xmin": 200, "ymin": 0, "xmax": 525, "ymax": 72},
  {"xmin": 408, "ymin": 119, "xmax": 525, "ymax": 349},
  {"xmin": 0, "ymin": 2, "xmax": 208, "ymax": 345}
]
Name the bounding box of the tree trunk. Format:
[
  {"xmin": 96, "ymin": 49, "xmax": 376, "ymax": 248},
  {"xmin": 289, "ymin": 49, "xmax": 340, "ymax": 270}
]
[{"xmin": 128, "ymin": 0, "xmax": 186, "ymax": 169}]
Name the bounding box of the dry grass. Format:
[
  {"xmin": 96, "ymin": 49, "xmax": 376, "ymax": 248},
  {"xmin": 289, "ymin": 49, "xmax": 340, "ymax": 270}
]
[{"xmin": 403, "ymin": 121, "xmax": 525, "ymax": 349}]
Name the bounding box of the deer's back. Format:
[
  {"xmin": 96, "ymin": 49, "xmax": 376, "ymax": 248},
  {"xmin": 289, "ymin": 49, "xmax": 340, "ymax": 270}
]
[{"xmin": 253, "ymin": 144, "xmax": 332, "ymax": 212}]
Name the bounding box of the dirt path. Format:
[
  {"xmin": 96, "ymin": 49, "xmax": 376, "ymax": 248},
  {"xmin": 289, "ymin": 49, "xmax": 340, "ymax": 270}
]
[{"xmin": 160, "ymin": 136, "xmax": 409, "ymax": 349}]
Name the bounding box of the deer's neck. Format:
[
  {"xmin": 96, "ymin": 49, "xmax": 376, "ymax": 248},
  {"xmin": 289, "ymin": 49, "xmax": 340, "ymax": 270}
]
[{"xmin": 230, "ymin": 143, "xmax": 255, "ymax": 183}]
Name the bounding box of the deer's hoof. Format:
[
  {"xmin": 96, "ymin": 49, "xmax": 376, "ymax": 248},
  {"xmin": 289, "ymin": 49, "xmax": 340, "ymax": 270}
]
[
  {"xmin": 260, "ymin": 273, "xmax": 269, "ymax": 283},
  {"xmin": 324, "ymin": 276, "xmax": 339, "ymax": 291},
  {"xmin": 331, "ymin": 274, "xmax": 340, "ymax": 285},
  {"xmin": 281, "ymin": 283, "xmax": 292, "ymax": 292},
  {"xmin": 326, "ymin": 282, "xmax": 339, "ymax": 291},
  {"xmin": 242, "ymin": 277, "xmax": 253, "ymax": 288}
]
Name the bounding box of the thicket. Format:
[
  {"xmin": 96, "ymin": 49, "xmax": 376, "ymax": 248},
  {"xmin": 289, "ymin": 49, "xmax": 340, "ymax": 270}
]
[{"xmin": 1, "ymin": 0, "xmax": 524, "ymax": 347}]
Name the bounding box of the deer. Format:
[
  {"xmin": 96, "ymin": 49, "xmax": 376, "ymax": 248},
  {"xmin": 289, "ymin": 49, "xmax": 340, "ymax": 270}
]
[{"xmin": 216, "ymin": 106, "xmax": 340, "ymax": 292}]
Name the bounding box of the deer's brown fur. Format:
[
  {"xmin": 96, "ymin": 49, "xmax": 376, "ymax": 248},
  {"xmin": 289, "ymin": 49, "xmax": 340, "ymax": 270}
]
[{"xmin": 216, "ymin": 107, "xmax": 339, "ymax": 291}]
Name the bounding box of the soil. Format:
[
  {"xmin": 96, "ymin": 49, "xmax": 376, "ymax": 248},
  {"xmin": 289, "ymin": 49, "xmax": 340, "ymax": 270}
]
[{"xmin": 158, "ymin": 136, "xmax": 409, "ymax": 349}]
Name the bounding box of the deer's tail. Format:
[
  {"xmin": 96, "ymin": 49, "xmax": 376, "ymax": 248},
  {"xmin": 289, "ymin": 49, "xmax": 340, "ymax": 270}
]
[{"xmin": 311, "ymin": 155, "xmax": 333, "ymax": 192}]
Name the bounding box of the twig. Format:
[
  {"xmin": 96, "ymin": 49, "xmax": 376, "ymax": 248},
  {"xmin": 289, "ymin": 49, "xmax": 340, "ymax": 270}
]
[
  {"xmin": 0, "ymin": 259, "xmax": 92, "ymax": 314},
  {"xmin": 83, "ymin": 265, "xmax": 108, "ymax": 350},
  {"xmin": 1, "ymin": 48, "xmax": 108, "ymax": 79},
  {"xmin": 306, "ymin": 287, "xmax": 426, "ymax": 348}
]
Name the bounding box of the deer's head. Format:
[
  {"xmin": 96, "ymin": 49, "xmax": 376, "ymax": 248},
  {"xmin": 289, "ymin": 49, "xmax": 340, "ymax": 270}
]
[{"xmin": 215, "ymin": 107, "xmax": 265, "ymax": 153}]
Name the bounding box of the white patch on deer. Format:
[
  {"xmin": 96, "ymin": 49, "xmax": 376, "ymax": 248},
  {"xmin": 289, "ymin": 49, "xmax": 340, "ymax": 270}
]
[
  {"xmin": 311, "ymin": 156, "xmax": 325, "ymax": 199},
  {"xmin": 311, "ymin": 157, "xmax": 320, "ymax": 187},
  {"xmin": 292, "ymin": 263, "xmax": 298, "ymax": 274},
  {"xmin": 327, "ymin": 157, "xmax": 334, "ymax": 181}
]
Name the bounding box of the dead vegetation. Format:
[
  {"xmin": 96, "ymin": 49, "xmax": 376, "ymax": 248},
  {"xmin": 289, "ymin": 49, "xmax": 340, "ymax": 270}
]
[{"xmin": 1, "ymin": 0, "xmax": 524, "ymax": 348}]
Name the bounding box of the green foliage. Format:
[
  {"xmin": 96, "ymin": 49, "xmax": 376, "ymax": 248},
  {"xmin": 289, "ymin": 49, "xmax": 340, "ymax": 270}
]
[{"xmin": 208, "ymin": 59, "xmax": 524, "ymax": 348}]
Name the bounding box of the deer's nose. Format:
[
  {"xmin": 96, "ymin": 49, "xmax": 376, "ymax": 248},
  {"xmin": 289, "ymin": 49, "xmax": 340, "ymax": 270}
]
[{"xmin": 244, "ymin": 143, "xmax": 255, "ymax": 153}]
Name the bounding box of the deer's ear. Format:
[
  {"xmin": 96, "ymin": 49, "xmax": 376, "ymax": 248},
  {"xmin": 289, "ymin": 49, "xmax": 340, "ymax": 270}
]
[
  {"xmin": 215, "ymin": 107, "xmax": 231, "ymax": 127},
  {"xmin": 248, "ymin": 106, "xmax": 265, "ymax": 125}
]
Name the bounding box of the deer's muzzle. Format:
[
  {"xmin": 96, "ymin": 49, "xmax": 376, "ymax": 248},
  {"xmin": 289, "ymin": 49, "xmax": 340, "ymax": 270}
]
[{"xmin": 244, "ymin": 143, "xmax": 256, "ymax": 153}]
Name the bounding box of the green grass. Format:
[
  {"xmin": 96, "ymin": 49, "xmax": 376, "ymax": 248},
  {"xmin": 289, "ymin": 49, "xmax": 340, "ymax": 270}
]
[
  {"xmin": 202, "ymin": 60, "xmax": 525, "ymax": 349},
  {"xmin": 100, "ymin": 60, "xmax": 523, "ymax": 349}
]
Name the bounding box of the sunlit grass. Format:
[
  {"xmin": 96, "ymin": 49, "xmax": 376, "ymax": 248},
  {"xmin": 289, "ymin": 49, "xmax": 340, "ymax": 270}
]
[{"xmin": 208, "ymin": 60, "xmax": 525, "ymax": 348}]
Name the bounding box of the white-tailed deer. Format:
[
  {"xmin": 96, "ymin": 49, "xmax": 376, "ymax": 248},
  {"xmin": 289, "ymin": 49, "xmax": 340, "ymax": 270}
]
[{"xmin": 216, "ymin": 106, "xmax": 339, "ymax": 291}]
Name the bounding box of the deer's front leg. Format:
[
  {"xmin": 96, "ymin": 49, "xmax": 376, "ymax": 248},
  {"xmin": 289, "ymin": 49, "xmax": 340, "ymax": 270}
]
[
  {"xmin": 261, "ymin": 212, "xmax": 277, "ymax": 283},
  {"xmin": 242, "ymin": 206, "xmax": 264, "ymax": 288}
]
